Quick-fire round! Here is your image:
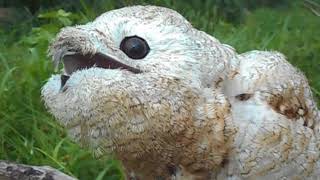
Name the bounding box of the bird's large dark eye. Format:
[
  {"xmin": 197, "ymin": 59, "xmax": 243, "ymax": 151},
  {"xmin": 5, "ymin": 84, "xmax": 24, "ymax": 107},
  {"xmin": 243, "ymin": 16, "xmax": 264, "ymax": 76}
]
[{"xmin": 120, "ymin": 36, "xmax": 150, "ymax": 59}]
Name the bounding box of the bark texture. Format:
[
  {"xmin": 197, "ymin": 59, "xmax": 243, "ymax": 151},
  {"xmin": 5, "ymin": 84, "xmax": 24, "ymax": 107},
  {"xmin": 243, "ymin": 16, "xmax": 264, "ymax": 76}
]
[{"xmin": 0, "ymin": 160, "xmax": 77, "ymax": 180}]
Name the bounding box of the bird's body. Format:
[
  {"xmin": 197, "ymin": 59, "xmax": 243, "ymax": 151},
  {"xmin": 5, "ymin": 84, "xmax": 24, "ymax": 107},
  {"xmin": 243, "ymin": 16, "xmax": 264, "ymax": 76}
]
[{"xmin": 41, "ymin": 6, "xmax": 320, "ymax": 179}]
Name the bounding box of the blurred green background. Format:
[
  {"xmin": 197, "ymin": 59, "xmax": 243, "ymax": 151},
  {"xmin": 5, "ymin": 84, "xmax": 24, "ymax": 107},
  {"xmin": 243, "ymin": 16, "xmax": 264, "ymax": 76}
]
[{"xmin": 0, "ymin": 0, "xmax": 319, "ymax": 179}]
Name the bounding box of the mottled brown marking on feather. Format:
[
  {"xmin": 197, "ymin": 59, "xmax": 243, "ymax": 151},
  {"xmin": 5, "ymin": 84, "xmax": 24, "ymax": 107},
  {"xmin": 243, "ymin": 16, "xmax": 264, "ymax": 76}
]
[
  {"xmin": 229, "ymin": 70, "xmax": 239, "ymax": 79},
  {"xmin": 267, "ymin": 87, "xmax": 309, "ymax": 123},
  {"xmin": 215, "ymin": 77, "xmax": 223, "ymax": 88}
]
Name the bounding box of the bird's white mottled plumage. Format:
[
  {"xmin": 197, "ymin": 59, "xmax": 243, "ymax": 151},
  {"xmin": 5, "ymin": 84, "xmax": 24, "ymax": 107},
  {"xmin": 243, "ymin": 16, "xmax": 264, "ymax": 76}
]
[{"xmin": 41, "ymin": 5, "xmax": 320, "ymax": 180}]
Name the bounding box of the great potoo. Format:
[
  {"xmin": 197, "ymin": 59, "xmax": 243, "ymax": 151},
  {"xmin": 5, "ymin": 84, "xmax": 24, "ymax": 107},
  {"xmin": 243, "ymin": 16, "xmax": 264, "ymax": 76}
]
[{"xmin": 41, "ymin": 5, "xmax": 320, "ymax": 180}]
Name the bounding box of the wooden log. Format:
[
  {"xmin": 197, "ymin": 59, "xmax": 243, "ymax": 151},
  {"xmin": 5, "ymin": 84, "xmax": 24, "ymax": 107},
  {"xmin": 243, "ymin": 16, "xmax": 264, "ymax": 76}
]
[{"xmin": 0, "ymin": 160, "xmax": 77, "ymax": 180}]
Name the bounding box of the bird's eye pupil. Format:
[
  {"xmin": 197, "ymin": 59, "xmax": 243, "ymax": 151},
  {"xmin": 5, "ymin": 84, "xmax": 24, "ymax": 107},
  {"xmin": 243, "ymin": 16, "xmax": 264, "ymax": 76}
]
[{"xmin": 120, "ymin": 36, "xmax": 150, "ymax": 59}]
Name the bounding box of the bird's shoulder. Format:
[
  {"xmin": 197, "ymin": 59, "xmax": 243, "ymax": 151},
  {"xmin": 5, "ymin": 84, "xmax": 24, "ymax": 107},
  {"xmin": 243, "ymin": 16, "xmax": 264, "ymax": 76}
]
[
  {"xmin": 224, "ymin": 50, "xmax": 319, "ymax": 128},
  {"xmin": 220, "ymin": 50, "xmax": 320, "ymax": 179}
]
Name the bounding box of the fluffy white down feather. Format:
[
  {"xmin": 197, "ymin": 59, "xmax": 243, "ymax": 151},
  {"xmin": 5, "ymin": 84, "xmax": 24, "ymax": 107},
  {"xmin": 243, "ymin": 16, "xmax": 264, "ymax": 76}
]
[{"xmin": 41, "ymin": 6, "xmax": 320, "ymax": 180}]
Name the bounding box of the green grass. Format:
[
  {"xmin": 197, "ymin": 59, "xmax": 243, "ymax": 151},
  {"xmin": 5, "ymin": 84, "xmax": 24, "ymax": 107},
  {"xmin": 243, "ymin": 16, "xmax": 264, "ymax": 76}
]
[{"xmin": 0, "ymin": 0, "xmax": 319, "ymax": 179}]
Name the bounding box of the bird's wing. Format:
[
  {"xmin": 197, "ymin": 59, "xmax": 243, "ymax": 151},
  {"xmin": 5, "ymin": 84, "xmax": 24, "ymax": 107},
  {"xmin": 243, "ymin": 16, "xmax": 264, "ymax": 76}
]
[{"xmin": 222, "ymin": 51, "xmax": 320, "ymax": 179}]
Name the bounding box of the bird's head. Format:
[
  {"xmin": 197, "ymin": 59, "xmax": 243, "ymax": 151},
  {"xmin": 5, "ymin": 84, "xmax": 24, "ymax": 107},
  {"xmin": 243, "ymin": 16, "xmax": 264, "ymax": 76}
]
[{"xmin": 42, "ymin": 6, "xmax": 235, "ymax": 157}]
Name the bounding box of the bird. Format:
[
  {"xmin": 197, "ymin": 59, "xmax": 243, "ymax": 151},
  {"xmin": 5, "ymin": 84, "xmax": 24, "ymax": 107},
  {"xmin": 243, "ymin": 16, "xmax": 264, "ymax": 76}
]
[{"xmin": 41, "ymin": 5, "xmax": 320, "ymax": 180}]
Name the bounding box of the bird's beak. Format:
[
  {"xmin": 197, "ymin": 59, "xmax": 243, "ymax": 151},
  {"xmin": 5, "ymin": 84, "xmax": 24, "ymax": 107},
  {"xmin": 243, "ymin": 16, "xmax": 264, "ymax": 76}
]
[
  {"xmin": 48, "ymin": 26, "xmax": 142, "ymax": 90},
  {"xmin": 62, "ymin": 53, "xmax": 142, "ymax": 75},
  {"xmin": 58, "ymin": 52, "xmax": 142, "ymax": 90}
]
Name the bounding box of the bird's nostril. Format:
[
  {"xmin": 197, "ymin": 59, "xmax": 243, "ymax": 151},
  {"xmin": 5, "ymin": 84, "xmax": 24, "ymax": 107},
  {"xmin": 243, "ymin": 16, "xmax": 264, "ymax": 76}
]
[{"xmin": 61, "ymin": 74, "xmax": 70, "ymax": 88}]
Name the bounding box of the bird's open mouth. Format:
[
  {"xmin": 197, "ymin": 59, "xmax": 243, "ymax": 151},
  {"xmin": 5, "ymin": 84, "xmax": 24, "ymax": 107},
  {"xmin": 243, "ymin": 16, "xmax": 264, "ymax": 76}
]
[{"xmin": 60, "ymin": 53, "xmax": 141, "ymax": 87}]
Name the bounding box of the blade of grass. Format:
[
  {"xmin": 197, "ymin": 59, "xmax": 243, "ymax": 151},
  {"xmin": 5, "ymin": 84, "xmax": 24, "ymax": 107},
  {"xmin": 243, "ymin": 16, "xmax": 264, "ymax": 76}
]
[
  {"xmin": 95, "ymin": 164, "xmax": 112, "ymax": 180},
  {"xmin": 0, "ymin": 67, "xmax": 16, "ymax": 96},
  {"xmin": 34, "ymin": 147, "xmax": 73, "ymax": 175},
  {"xmin": 53, "ymin": 138, "xmax": 66, "ymax": 160}
]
